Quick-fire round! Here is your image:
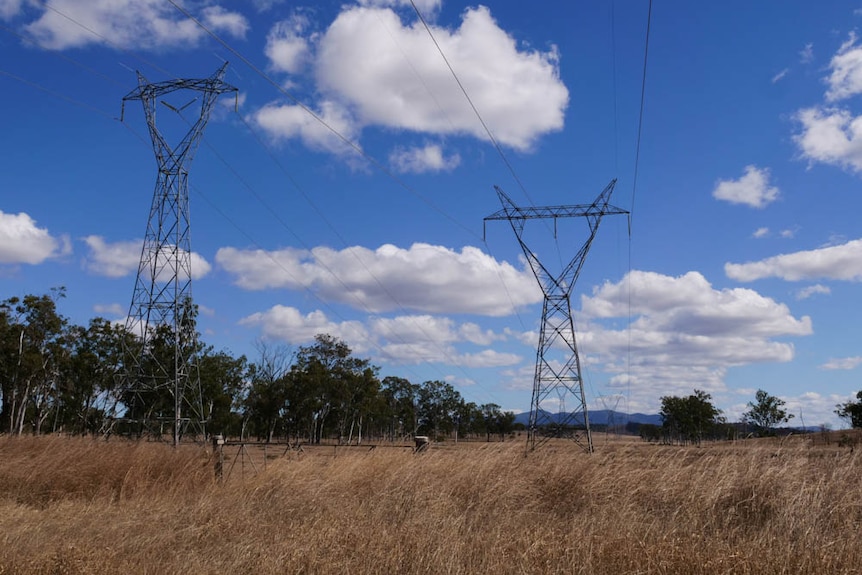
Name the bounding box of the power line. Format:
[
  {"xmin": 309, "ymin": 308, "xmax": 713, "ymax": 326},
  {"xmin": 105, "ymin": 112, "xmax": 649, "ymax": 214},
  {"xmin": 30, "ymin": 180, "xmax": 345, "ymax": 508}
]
[
  {"xmin": 631, "ymin": 0, "xmax": 653, "ymax": 218},
  {"xmin": 18, "ymin": 0, "xmax": 502, "ymax": 399},
  {"xmin": 164, "ymin": 0, "xmax": 479, "ymax": 242},
  {"xmin": 407, "ymin": 0, "xmax": 536, "ymax": 208},
  {"xmin": 626, "ymin": 0, "xmax": 654, "ymax": 419},
  {"xmin": 192, "ymin": 111, "xmax": 499, "ymax": 400}
]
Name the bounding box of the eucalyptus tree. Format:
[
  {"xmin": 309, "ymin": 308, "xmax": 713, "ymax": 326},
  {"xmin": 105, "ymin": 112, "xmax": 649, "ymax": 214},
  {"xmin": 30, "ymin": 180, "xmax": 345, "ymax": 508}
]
[
  {"xmin": 836, "ymin": 391, "xmax": 862, "ymax": 429},
  {"xmin": 416, "ymin": 380, "xmax": 463, "ymax": 438},
  {"xmin": 659, "ymin": 389, "xmax": 724, "ymax": 445},
  {"xmin": 0, "ymin": 289, "xmax": 70, "ymax": 434},
  {"xmin": 743, "ymin": 389, "xmax": 793, "ymax": 435},
  {"xmin": 381, "ymin": 376, "xmax": 419, "ymax": 440}
]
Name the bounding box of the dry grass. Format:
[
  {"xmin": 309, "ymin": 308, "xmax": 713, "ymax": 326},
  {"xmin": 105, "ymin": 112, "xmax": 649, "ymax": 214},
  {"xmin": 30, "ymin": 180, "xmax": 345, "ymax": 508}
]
[{"xmin": 0, "ymin": 434, "xmax": 860, "ymax": 574}]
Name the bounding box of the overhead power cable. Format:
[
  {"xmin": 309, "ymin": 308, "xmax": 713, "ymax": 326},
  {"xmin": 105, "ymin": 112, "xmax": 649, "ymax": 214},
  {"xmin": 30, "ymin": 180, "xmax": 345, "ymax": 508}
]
[
  {"xmin": 407, "ymin": 0, "xmax": 536, "ymax": 208},
  {"xmin": 165, "ymin": 0, "xmax": 480, "ymax": 242},
  {"xmin": 626, "ymin": 0, "xmax": 653, "ymax": 418}
]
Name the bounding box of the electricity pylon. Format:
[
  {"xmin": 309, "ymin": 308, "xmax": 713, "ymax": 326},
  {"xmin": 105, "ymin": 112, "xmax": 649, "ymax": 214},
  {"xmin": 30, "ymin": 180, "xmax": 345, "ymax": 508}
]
[
  {"xmin": 120, "ymin": 64, "xmax": 237, "ymax": 446},
  {"xmin": 484, "ymin": 180, "xmax": 628, "ymax": 453}
]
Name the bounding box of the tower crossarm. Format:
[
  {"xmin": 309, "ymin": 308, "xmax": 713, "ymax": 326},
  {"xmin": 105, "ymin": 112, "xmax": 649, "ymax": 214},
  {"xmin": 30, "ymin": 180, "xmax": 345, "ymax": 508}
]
[
  {"xmin": 484, "ymin": 181, "xmax": 627, "ymax": 223},
  {"xmin": 484, "ymin": 179, "xmax": 629, "ymax": 296},
  {"xmin": 483, "ymin": 178, "xmax": 628, "ymax": 453},
  {"xmin": 121, "ymin": 63, "xmax": 238, "ymax": 175}
]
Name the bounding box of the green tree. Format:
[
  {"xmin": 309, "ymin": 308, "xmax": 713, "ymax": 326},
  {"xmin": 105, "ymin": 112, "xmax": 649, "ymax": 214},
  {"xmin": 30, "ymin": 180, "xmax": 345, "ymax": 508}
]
[
  {"xmin": 61, "ymin": 318, "xmax": 131, "ymax": 434},
  {"xmin": 281, "ymin": 334, "xmax": 379, "ymax": 444},
  {"xmin": 835, "ymin": 391, "xmax": 862, "ymax": 428},
  {"xmin": 0, "ymin": 289, "xmax": 70, "ymax": 435},
  {"xmin": 479, "ymin": 403, "xmax": 515, "ymax": 441},
  {"xmin": 416, "ymin": 380, "xmax": 463, "ymax": 438},
  {"xmin": 242, "ymin": 342, "xmax": 292, "ymax": 442},
  {"xmin": 381, "ymin": 376, "xmax": 419, "ymax": 440},
  {"xmin": 743, "ymin": 389, "xmax": 793, "ymax": 435},
  {"xmin": 660, "ymin": 389, "xmax": 724, "ymax": 445},
  {"xmin": 198, "ymin": 348, "xmax": 248, "ymax": 437}
]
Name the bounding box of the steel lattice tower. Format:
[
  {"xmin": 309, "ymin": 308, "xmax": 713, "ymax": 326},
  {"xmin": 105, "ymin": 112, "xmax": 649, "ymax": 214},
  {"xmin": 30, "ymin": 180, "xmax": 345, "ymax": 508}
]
[
  {"xmin": 121, "ymin": 64, "xmax": 237, "ymax": 446},
  {"xmin": 485, "ymin": 180, "xmax": 628, "ymax": 452}
]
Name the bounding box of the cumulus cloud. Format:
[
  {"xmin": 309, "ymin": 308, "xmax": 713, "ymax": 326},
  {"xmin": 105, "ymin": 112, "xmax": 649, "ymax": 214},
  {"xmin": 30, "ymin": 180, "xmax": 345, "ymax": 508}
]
[
  {"xmin": 216, "ymin": 242, "xmax": 540, "ymax": 316},
  {"xmin": 794, "ymin": 35, "xmax": 862, "ymax": 172},
  {"xmin": 794, "ymin": 106, "xmax": 862, "ymax": 172},
  {"xmin": 0, "ymin": 0, "xmax": 24, "ymax": 20},
  {"xmin": 820, "ymin": 356, "xmax": 862, "ymax": 370},
  {"xmin": 250, "ymin": 99, "xmax": 358, "ymax": 155},
  {"xmin": 265, "ymin": 14, "xmax": 312, "ymax": 74},
  {"xmin": 83, "ymin": 235, "xmax": 211, "ymax": 280},
  {"xmin": 726, "ymin": 238, "xmax": 862, "ymax": 282},
  {"xmin": 576, "ymin": 270, "xmax": 812, "ymax": 410},
  {"xmin": 712, "ymin": 165, "xmax": 779, "ymax": 208},
  {"xmin": 389, "ymin": 143, "xmax": 460, "ymax": 173},
  {"xmin": 239, "ymin": 306, "xmax": 518, "ymax": 367},
  {"xmin": 240, "ymin": 305, "xmax": 369, "ymax": 348},
  {"xmin": 82, "ymin": 236, "xmax": 140, "ymax": 277},
  {"xmin": 311, "ymin": 5, "xmax": 567, "ymax": 151},
  {"xmin": 796, "ymin": 284, "xmax": 831, "ymax": 300},
  {"xmin": 357, "ymin": 0, "xmax": 441, "ymax": 12},
  {"xmin": 825, "ymin": 33, "xmax": 862, "ymax": 102},
  {"xmin": 24, "ymin": 0, "xmax": 248, "ymax": 50},
  {"xmin": 0, "ymin": 210, "xmax": 68, "ymax": 264},
  {"xmin": 93, "ymin": 303, "xmax": 125, "ymax": 317},
  {"xmin": 753, "ymin": 227, "xmax": 770, "ymax": 238}
]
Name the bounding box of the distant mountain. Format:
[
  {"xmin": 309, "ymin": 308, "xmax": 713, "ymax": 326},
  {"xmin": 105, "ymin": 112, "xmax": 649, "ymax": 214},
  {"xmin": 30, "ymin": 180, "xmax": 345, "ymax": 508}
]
[{"xmin": 513, "ymin": 409, "xmax": 661, "ymax": 427}]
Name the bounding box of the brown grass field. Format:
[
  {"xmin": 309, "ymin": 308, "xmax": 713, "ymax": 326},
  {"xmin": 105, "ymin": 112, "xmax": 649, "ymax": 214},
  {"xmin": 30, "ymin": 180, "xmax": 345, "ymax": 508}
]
[{"xmin": 1, "ymin": 433, "xmax": 861, "ymax": 574}]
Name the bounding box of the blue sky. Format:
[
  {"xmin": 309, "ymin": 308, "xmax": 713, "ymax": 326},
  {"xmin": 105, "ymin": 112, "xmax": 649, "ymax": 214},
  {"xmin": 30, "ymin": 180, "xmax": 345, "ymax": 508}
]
[{"xmin": 3, "ymin": 0, "xmax": 862, "ymax": 427}]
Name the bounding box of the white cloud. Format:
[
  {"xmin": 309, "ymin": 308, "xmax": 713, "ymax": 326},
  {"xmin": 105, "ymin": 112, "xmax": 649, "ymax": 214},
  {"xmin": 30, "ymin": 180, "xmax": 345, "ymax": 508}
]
[
  {"xmin": 577, "ymin": 270, "xmax": 812, "ymax": 412},
  {"xmin": 358, "ymin": 0, "xmax": 441, "ymax": 12},
  {"xmin": 93, "ymin": 303, "xmax": 125, "ymax": 317},
  {"xmin": 0, "ymin": 0, "xmax": 24, "ymax": 20},
  {"xmin": 240, "ymin": 305, "xmax": 370, "ymax": 348},
  {"xmin": 825, "ymin": 33, "xmax": 862, "ymax": 102},
  {"xmin": 24, "ymin": 0, "xmax": 248, "ymax": 50},
  {"xmin": 772, "ymin": 68, "xmax": 789, "ymax": 84},
  {"xmin": 753, "ymin": 227, "xmax": 770, "ymax": 238},
  {"xmin": 726, "ymin": 238, "xmax": 862, "ymax": 282},
  {"xmin": 455, "ymin": 349, "xmax": 520, "ymax": 368},
  {"xmin": 780, "ymin": 228, "xmax": 797, "ymax": 239},
  {"xmin": 794, "ymin": 106, "xmax": 862, "ymax": 171},
  {"xmin": 83, "ymin": 235, "xmax": 211, "ymax": 280},
  {"xmin": 201, "ymin": 6, "xmax": 249, "ymax": 39},
  {"xmin": 389, "ymin": 143, "xmax": 460, "ymax": 173},
  {"xmin": 82, "ymin": 236, "xmax": 140, "ymax": 277},
  {"xmin": 239, "ymin": 306, "xmax": 518, "ymax": 367},
  {"xmin": 0, "ymin": 210, "xmax": 68, "ymax": 264},
  {"xmin": 252, "ymin": 0, "xmax": 285, "ymax": 12},
  {"xmin": 312, "ymin": 5, "xmax": 567, "ymax": 151},
  {"xmin": 712, "ymin": 165, "xmax": 779, "ymax": 208},
  {"xmin": 265, "ymin": 14, "xmax": 312, "ymax": 74},
  {"xmin": 216, "ymin": 242, "xmax": 541, "ymax": 316},
  {"xmin": 820, "ymin": 356, "xmax": 862, "ymax": 370},
  {"xmin": 251, "ymin": 99, "xmax": 358, "ymax": 155},
  {"xmin": 796, "ymin": 284, "xmax": 831, "ymax": 300},
  {"xmin": 800, "ymin": 42, "xmax": 814, "ymax": 64}
]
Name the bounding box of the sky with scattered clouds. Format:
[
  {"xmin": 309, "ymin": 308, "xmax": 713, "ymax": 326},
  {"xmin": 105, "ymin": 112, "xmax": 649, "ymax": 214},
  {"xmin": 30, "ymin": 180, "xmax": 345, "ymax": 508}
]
[{"xmin": 3, "ymin": 0, "xmax": 862, "ymax": 427}]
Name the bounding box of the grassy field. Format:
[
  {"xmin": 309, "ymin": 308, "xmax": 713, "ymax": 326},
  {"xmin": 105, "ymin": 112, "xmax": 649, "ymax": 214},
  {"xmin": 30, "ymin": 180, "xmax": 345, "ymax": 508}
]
[{"xmin": 0, "ymin": 434, "xmax": 860, "ymax": 574}]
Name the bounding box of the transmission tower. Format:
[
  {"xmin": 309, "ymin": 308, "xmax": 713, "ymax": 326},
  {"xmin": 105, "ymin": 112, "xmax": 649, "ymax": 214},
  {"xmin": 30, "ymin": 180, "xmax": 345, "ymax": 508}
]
[
  {"xmin": 484, "ymin": 180, "xmax": 628, "ymax": 453},
  {"xmin": 120, "ymin": 64, "xmax": 237, "ymax": 446}
]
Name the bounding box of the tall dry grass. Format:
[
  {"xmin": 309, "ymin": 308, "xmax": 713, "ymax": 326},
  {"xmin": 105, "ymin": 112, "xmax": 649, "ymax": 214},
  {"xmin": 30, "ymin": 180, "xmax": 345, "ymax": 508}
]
[{"xmin": 0, "ymin": 435, "xmax": 860, "ymax": 574}]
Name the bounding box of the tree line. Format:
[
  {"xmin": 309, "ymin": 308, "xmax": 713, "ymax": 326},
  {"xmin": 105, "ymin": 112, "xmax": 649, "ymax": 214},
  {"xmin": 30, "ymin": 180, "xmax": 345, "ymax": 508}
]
[
  {"xmin": 8, "ymin": 289, "xmax": 857, "ymax": 445},
  {"xmin": 0, "ymin": 289, "xmax": 515, "ymax": 442}
]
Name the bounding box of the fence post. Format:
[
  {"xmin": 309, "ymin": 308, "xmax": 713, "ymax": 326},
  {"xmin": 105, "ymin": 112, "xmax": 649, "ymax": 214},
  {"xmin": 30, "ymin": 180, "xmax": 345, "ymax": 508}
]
[{"xmin": 213, "ymin": 434, "xmax": 225, "ymax": 483}]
